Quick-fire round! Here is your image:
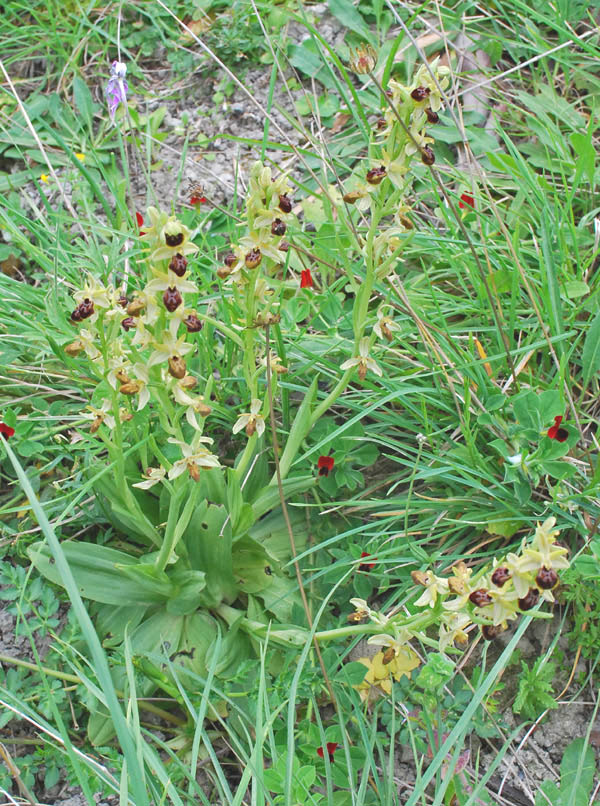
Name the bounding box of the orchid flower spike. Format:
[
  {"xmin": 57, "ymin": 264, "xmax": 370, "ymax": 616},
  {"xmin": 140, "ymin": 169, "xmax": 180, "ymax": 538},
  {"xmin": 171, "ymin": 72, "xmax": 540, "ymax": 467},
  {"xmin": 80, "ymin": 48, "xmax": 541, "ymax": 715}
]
[{"xmin": 106, "ymin": 61, "xmax": 128, "ymax": 123}]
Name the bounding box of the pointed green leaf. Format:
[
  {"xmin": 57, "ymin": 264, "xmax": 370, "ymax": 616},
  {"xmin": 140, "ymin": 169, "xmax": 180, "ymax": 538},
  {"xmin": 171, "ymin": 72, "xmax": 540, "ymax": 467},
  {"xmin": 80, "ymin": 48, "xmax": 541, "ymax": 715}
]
[
  {"xmin": 582, "ymin": 311, "xmax": 600, "ymax": 387},
  {"xmin": 28, "ymin": 542, "xmax": 172, "ymax": 605}
]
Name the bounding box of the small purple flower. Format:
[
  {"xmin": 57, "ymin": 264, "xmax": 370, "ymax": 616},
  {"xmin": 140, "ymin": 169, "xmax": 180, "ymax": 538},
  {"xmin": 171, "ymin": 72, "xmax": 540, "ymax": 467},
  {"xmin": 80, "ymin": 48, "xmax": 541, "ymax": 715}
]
[{"xmin": 106, "ymin": 61, "xmax": 128, "ymax": 122}]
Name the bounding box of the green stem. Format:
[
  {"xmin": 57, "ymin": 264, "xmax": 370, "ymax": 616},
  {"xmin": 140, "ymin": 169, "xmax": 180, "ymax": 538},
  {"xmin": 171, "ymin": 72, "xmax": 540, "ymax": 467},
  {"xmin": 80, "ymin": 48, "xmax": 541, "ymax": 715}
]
[
  {"xmin": 154, "ymin": 476, "xmax": 186, "ymax": 571},
  {"xmin": 309, "ymin": 369, "xmax": 353, "ymax": 427}
]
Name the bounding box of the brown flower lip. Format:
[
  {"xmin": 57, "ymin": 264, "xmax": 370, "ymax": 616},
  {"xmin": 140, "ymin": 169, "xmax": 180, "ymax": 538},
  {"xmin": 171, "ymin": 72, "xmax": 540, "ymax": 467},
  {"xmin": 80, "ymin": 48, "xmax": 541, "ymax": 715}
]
[
  {"xmin": 245, "ymin": 248, "xmax": 262, "ymax": 269},
  {"xmin": 163, "ymin": 287, "xmax": 182, "ymax": 312},
  {"xmin": 71, "ymin": 298, "xmax": 94, "ymax": 322},
  {"xmin": 271, "ymin": 218, "xmax": 286, "ymax": 236},
  {"xmin": 366, "ymin": 166, "xmax": 387, "ymax": 185},
  {"xmin": 165, "ymin": 232, "xmax": 184, "ymax": 247},
  {"xmin": 491, "ymin": 567, "xmax": 511, "ymax": 587},
  {"xmin": 536, "ymin": 566, "xmax": 558, "ymax": 590},
  {"xmin": 421, "ymin": 146, "xmax": 435, "ymax": 165},
  {"xmin": 469, "ymin": 589, "xmax": 493, "ymax": 607},
  {"xmin": 278, "ymin": 194, "xmax": 292, "ymax": 213},
  {"xmin": 118, "ymin": 294, "xmax": 128, "ymax": 308},
  {"xmin": 224, "ymin": 251, "xmax": 237, "ymax": 267},
  {"xmin": 518, "ymin": 588, "xmax": 540, "ymax": 611},
  {"xmin": 343, "ymin": 191, "xmax": 362, "ymax": 204},
  {"xmin": 411, "ymin": 86, "xmax": 430, "ymax": 102},
  {"xmin": 121, "ymin": 317, "xmax": 136, "ymax": 331},
  {"xmin": 184, "ymin": 314, "xmax": 203, "ymax": 333},
  {"xmin": 168, "ymin": 356, "xmax": 186, "ymax": 379},
  {"xmin": 425, "ymin": 108, "xmax": 439, "ymax": 124},
  {"xmin": 169, "ymin": 253, "xmax": 188, "ymax": 277},
  {"xmin": 481, "ymin": 624, "xmax": 502, "ymax": 641}
]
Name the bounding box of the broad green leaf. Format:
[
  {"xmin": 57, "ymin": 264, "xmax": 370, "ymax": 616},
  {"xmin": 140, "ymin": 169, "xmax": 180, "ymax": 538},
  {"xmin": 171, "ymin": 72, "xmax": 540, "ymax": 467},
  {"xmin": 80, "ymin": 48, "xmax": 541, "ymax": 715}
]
[
  {"xmin": 165, "ymin": 569, "xmax": 207, "ymax": 615},
  {"xmin": 181, "ymin": 501, "xmax": 238, "ymax": 606},
  {"xmin": 28, "ymin": 542, "xmax": 172, "ymax": 605},
  {"xmin": 564, "ymin": 280, "xmax": 589, "ymax": 299},
  {"xmin": 327, "ymin": 0, "xmax": 374, "ymax": 43},
  {"xmin": 72, "ymin": 75, "xmax": 94, "ymax": 133},
  {"xmin": 582, "ymin": 311, "xmax": 600, "ymax": 386}
]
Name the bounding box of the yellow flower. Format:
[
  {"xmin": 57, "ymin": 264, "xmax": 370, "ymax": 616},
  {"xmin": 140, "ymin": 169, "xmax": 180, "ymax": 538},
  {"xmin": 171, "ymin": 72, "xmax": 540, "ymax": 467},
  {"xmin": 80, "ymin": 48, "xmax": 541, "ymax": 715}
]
[
  {"xmin": 40, "ymin": 174, "xmax": 49, "ymax": 184},
  {"xmin": 75, "ymin": 152, "xmax": 85, "ymax": 162},
  {"xmin": 354, "ymin": 649, "xmax": 420, "ymax": 703}
]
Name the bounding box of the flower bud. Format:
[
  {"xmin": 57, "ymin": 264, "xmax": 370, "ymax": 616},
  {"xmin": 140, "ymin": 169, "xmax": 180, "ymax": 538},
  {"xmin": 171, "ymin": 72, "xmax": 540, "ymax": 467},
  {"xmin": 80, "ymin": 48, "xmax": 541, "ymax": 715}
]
[
  {"xmin": 65, "ymin": 340, "xmax": 84, "ymax": 356},
  {"xmin": 217, "ymin": 265, "xmax": 232, "ymax": 279},
  {"xmin": 169, "ymin": 253, "xmax": 188, "ymax": 277},
  {"xmin": 184, "ymin": 314, "xmax": 203, "ymax": 332},
  {"xmin": 224, "ymin": 251, "xmax": 237, "ymax": 267},
  {"xmin": 411, "ymin": 86, "xmax": 430, "ymax": 102},
  {"xmin": 127, "ymin": 299, "xmax": 145, "ymax": 316},
  {"xmin": 349, "ymin": 44, "xmax": 377, "ymax": 75},
  {"xmin": 118, "ymin": 295, "xmax": 129, "ymax": 308},
  {"xmin": 481, "ymin": 624, "xmax": 502, "ymax": 641},
  {"xmin": 382, "ymin": 646, "xmax": 396, "ymax": 665},
  {"xmin": 536, "ymin": 566, "xmax": 558, "ymax": 590},
  {"xmin": 278, "ymin": 194, "xmax": 292, "ymax": 213},
  {"xmin": 121, "ymin": 317, "xmax": 136, "ymax": 331},
  {"xmin": 491, "ymin": 567, "xmax": 511, "ymax": 587},
  {"xmin": 271, "ymin": 218, "xmax": 286, "ymax": 236},
  {"xmin": 366, "ymin": 166, "xmax": 387, "ymax": 185},
  {"xmin": 411, "ymin": 570, "xmax": 429, "ymax": 587},
  {"xmin": 163, "ymin": 287, "xmax": 182, "ymax": 312},
  {"xmin": 425, "ymin": 108, "xmax": 439, "ymax": 124},
  {"xmin": 119, "ymin": 381, "xmax": 140, "ymax": 395},
  {"xmin": 469, "ymin": 589, "xmax": 493, "ymax": 607},
  {"xmin": 421, "ymin": 146, "xmax": 435, "ymax": 166},
  {"xmin": 245, "ymin": 248, "xmax": 262, "ymax": 269},
  {"xmin": 518, "ymin": 588, "xmax": 539, "ymax": 611},
  {"xmin": 179, "ymin": 375, "xmax": 197, "ymax": 390},
  {"xmin": 343, "ymin": 191, "xmax": 362, "ymax": 204},
  {"xmin": 168, "ymin": 356, "xmax": 186, "ymax": 379}
]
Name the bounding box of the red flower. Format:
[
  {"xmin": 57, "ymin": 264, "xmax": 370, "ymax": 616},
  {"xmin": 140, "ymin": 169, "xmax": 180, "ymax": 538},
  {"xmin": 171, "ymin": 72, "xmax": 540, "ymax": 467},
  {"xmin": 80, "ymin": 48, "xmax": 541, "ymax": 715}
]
[
  {"xmin": 547, "ymin": 415, "xmax": 568, "ymax": 442},
  {"xmin": 0, "ymin": 423, "xmax": 15, "ymax": 439},
  {"xmin": 136, "ymin": 211, "xmax": 146, "ymax": 236},
  {"xmin": 317, "ymin": 742, "xmax": 338, "ymax": 762},
  {"xmin": 317, "ymin": 455, "xmax": 334, "ymax": 477},
  {"xmin": 300, "ymin": 269, "xmax": 314, "ymax": 289},
  {"xmin": 190, "ymin": 195, "xmax": 207, "ymax": 205},
  {"xmin": 459, "ymin": 193, "xmax": 474, "ymax": 209},
  {"xmin": 358, "ymin": 552, "xmax": 375, "ymax": 571}
]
